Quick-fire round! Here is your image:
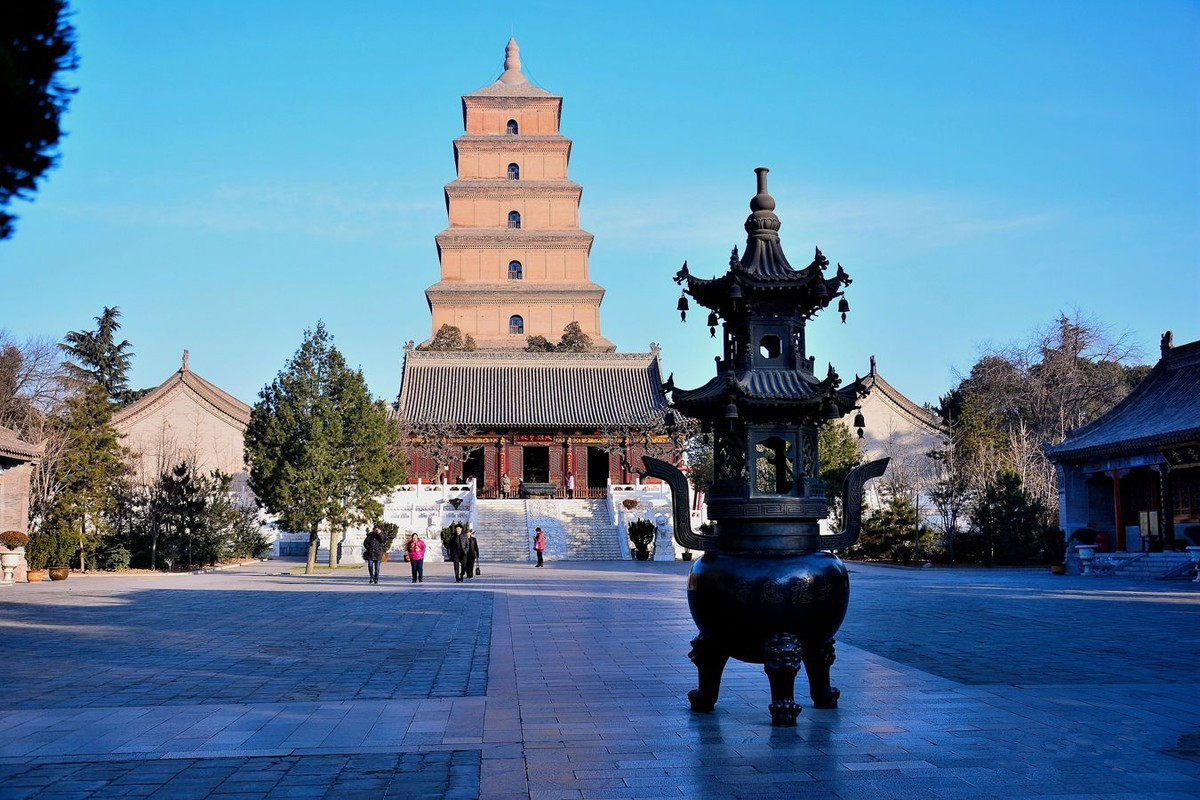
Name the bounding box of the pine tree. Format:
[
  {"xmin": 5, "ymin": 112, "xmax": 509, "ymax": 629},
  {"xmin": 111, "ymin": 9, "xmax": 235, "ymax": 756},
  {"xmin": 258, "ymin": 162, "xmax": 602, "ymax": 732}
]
[
  {"xmin": 245, "ymin": 323, "xmax": 404, "ymax": 574},
  {"xmin": 60, "ymin": 307, "xmax": 134, "ymax": 403},
  {"xmin": 38, "ymin": 382, "xmax": 129, "ymax": 571},
  {"xmin": 971, "ymin": 470, "xmax": 1048, "ymax": 566},
  {"xmin": 0, "ymin": 0, "xmax": 78, "ymax": 239},
  {"xmin": 818, "ymin": 421, "xmax": 863, "ymax": 528},
  {"xmin": 418, "ymin": 324, "xmax": 476, "ymax": 351}
]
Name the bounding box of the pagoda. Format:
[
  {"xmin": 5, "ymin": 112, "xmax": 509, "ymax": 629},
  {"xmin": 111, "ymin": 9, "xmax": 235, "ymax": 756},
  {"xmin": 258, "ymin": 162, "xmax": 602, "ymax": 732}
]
[
  {"xmin": 423, "ymin": 37, "xmax": 613, "ymax": 351},
  {"xmin": 397, "ymin": 39, "xmax": 667, "ymax": 497}
]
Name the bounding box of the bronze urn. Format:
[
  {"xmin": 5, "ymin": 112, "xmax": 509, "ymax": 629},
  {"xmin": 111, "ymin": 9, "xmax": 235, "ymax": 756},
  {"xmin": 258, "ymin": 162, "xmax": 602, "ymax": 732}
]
[{"xmin": 644, "ymin": 168, "xmax": 887, "ymax": 726}]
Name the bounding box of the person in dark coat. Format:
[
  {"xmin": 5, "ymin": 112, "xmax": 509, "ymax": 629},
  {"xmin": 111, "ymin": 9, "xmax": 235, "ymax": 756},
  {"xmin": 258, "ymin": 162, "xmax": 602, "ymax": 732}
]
[
  {"xmin": 364, "ymin": 525, "xmax": 385, "ymax": 585},
  {"xmin": 463, "ymin": 528, "xmax": 480, "ymax": 579},
  {"xmin": 450, "ymin": 523, "xmax": 469, "ymax": 583}
]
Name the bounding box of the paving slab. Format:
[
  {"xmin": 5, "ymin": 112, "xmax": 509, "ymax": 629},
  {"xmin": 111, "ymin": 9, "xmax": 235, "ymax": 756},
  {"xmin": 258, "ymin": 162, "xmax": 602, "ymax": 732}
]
[{"xmin": 1, "ymin": 558, "xmax": 1198, "ymax": 798}]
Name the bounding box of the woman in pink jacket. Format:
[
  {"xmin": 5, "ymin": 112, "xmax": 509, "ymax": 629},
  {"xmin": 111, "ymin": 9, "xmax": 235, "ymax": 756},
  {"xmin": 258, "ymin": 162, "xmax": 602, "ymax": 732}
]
[
  {"xmin": 406, "ymin": 533, "xmax": 426, "ymax": 583},
  {"xmin": 533, "ymin": 527, "xmax": 545, "ymax": 567}
]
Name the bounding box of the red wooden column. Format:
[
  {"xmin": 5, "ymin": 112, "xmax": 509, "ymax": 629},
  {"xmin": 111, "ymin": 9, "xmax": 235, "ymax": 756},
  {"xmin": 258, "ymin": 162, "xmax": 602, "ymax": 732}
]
[{"xmin": 1110, "ymin": 470, "xmax": 1125, "ymax": 552}]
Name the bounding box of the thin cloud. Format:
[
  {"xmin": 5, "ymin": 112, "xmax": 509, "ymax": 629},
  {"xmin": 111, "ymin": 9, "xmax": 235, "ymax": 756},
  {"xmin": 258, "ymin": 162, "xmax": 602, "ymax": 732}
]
[
  {"xmin": 587, "ymin": 185, "xmax": 1058, "ymax": 253},
  {"xmin": 61, "ymin": 182, "xmax": 438, "ymax": 242}
]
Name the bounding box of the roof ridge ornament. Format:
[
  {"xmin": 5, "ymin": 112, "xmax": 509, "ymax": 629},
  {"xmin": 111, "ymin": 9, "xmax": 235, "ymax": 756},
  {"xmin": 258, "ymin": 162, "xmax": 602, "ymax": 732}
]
[
  {"xmin": 744, "ymin": 167, "xmax": 782, "ymax": 240},
  {"xmin": 498, "ymin": 37, "xmax": 528, "ymax": 85}
]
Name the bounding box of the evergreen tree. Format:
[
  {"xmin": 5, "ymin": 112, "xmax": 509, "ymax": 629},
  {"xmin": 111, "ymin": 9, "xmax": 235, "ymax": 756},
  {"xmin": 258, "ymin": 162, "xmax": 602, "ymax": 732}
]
[
  {"xmin": 60, "ymin": 306, "xmax": 134, "ymax": 403},
  {"xmin": 855, "ymin": 494, "xmax": 921, "ymax": 563},
  {"xmin": 523, "ymin": 335, "xmax": 555, "ymax": 352},
  {"xmin": 524, "ymin": 322, "xmax": 593, "ymax": 353},
  {"xmin": 971, "ymin": 470, "xmax": 1049, "ymax": 566},
  {"xmin": 556, "ymin": 321, "xmax": 592, "ymax": 352},
  {"xmin": 38, "ymin": 382, "xmax": 129, "ymax": 571},
  {"xmin": 418, "ymin": 324, "xmax": 476, "ymax": 351},
  {"xmin": 818, "ymin": 421, "xmax": 863, "ymax": 528},
  {"xmin": 0, "ymin": 0, "xmax": 78, "ymax": 239},
  {"xmin": 245, "ymin": 323, "xmax": 404, "ymax": 574},
  {"xmin": 152, "ymin": 462, "xmax": 208, "ymax": 570}
]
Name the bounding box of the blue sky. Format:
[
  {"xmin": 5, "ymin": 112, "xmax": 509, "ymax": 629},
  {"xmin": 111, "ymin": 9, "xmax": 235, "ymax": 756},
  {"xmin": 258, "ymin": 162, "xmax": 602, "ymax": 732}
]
[{"xmin": 2, "ymin": 1, "xmax": 1197, "ymax": 409}]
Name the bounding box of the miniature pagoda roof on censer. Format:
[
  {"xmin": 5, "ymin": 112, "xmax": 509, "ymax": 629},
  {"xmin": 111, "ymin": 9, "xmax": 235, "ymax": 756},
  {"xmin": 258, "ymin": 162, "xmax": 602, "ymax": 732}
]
[{"xmin": 667, "ymin": 168, "xmax": 867, "ymax": 424}]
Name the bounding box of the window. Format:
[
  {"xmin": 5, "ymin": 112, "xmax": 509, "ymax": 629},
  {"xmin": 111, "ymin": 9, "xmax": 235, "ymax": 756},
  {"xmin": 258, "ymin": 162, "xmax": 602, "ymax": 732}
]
[
  {"xmin": 507, "ymin": 163, "xmax": 520, "ymax": 181},
  {"xmin": 506, "ymin": 119, "xmax": 518, "ymax": 135},
  {"xmin": 509, "ymin": 315, "xmax": 524, "ymax": 335},
  {"xmin": 754, "ymin": 436, "xmax": 795, "ymax": 495},
  {"xmin": 507, "ymin": 211, "xmax": 521, "ymax": 229},
  {"xmin": 759, "ymin": 335, "xmax": 782, "ymax": 359},
  {"xmin": 508, "ymin": 260, "xmax": 523, "ymax": 280}
]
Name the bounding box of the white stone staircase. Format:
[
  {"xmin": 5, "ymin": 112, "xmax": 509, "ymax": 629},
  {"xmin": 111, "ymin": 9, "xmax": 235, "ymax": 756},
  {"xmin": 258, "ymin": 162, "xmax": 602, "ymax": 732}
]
[
  {"xmin": 472, "ymin": 498, "xmax": 625, "ymax": 562},
  {"xmin": 474, "ymin": 499, "xmax": 533, "ymax": 563},
  {"xmin": 526, "ymin": 498, "xmax": 624, "ymax": 561}
]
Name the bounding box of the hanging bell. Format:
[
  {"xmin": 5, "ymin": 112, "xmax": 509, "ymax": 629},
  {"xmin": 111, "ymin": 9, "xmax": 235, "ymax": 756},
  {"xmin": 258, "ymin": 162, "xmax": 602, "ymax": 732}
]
[
  {"xmin": 813, "ymin": 282, "xmax": 829, "ymax": 300},
  {"xmin": 838, "ymin": 297, "xmax": 850, "ymax": 323},
  {"xmin": 707, "ymin": 311, "xmax": 718, "ymax": 338},
  {"xmin": 724, "ymin": 402, "xmax": 739, "ymax": 420},
  {"xmin": 853, "ymin": 412, "xmax": 865, "ymax": 428},
  {"xmin": 677, "ymin": 293, "xmax": 689, "ymax": 321}
]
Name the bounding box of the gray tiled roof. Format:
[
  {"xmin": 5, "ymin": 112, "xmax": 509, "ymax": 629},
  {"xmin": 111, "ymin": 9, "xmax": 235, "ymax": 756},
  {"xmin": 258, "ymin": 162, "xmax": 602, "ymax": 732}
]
[
  {"xmin": 396, "ymin": 350, "xmax": 667, "ymax": 428},
  {"xmin": 0, "ymin": 425, "xmax": 38, "ymax": 461},
  {"xmin": 1048, "ymin": 339, "xmax": 1200, "ymax": 461}
]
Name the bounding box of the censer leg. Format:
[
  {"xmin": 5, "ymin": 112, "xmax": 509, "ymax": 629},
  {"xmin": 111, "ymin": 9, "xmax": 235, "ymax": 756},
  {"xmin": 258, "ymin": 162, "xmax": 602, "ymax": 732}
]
[
  {"xmin": 763, "ymin": 633, "xmax": 803, "ymax": 726},
  {"xmin": 803, "ymin": 637, "xmax": 841, "ymax": 709},
  {"xmin": 687, "ymin": 634, "xmax": 729, "ymax": 713}
]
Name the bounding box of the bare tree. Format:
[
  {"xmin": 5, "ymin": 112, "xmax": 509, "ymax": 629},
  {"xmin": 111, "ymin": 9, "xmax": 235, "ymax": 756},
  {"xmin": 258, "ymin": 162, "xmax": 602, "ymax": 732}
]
[
  {"xmin": 944, "ymin": 310, "xmax": 1147, "ymax": 517},
  {"xmin": 0, "ymin": 331, "xmax": 68, "ymax": 437}
]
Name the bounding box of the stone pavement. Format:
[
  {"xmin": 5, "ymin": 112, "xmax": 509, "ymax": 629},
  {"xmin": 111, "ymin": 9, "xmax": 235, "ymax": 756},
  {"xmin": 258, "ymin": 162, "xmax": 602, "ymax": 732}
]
[{"xmin": 1, "ymin": 559, "xmax": 1197, "ymax": 799}]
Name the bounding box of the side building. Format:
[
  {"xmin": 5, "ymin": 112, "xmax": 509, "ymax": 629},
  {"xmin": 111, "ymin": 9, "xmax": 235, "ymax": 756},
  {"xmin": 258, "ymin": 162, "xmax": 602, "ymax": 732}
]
[
  {"xmin": 112, "ymin": 351, "xmax": 253, "ymax": 504},
  {"xmin": 852, "ymin": 357, "xmax": 949, "ymax": 525},
  {"xmin": 0, "ymin": 425, "xmax": 39, "ymax": 533},
  {"xmin": 1048, "ymin": 333, "xmax": 1200, "ymax": 552}
]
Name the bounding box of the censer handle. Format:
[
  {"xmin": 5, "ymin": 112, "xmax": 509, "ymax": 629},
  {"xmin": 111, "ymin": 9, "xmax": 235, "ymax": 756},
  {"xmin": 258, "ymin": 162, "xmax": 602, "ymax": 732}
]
[
  {"xmin": 819, "ymin": 457, "xmax": 890, "ymax": 551},
  {"xmin": 640, "ymin": 456, "xmax": 718, "ymax": 552}
]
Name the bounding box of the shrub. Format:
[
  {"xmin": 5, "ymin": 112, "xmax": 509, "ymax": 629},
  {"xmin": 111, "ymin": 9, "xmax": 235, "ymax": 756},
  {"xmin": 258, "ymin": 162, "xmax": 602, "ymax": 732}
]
[
  {"xmin": 0, "ymin": 530, "xmax": 29, "ymax": 549},
  {"xmin": 854, "ymin": 495, "xmax": 920, "ymax": 562},
  {"xmin": 627, "ymin": 518, "xmax": 656, "ymax": 559},
  {"xmin": 96, "ymin": 543, "xmax": 131, "ymax": 572},
  {"xmin": 1043, "ymin": 528, "xmax": 1067, "ymax": 566},
  {"xmin": 971, "ymin": 471, "xmax": 1049, "ymax": 566},
  {"xmin": 378, "ymin": 521, "xmax": 399, "ymax": 552},
  {"xmin": 25, "ymin": 525, "xmax": 76, "ymax": 570}
]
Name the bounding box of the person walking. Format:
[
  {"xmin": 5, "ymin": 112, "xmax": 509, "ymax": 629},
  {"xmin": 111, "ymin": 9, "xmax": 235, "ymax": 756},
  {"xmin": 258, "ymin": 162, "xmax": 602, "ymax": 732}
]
[
  {"xmin": 463, "ymin": 527, "xmax": 480, "ymax": 579},
  {"xmin": 500, "ymin": 473, "xmax": 510, "ymax": 499},
  {"xmin": 406, "ymin": 532, "xmax": 426, "ymax": 583},
  {"xmin": 450, "ymin": 523, "xmax": 470, "ymax": 583},
  {"xmin": 364, "ymin": 525, "xmax": 385, "ymax": 585},
  {"xmin": 566, "ymin": 472, "xmax": 575, "ymax": 499},
  {"xmin": 533, "ymin": 526, "xmax": 545, "ymax": 567}
]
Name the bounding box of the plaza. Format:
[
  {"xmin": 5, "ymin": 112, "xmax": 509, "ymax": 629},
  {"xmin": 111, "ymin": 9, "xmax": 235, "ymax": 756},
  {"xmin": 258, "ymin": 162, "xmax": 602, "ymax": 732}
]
[{"xmin": 2, "ymin": 559, "xmax": 1198, "ymax": 799}]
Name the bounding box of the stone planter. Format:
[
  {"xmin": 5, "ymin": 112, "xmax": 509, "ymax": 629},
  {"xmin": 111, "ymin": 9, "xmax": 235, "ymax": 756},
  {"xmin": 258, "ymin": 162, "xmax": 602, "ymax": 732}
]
[
  {"xmin": 26, "ymin": 570, "xmax": 45, "ymax": 583},
  {"xmin": 1075, "ymin": 544, "xmax": 1098, "ymax": 575},
  {"xmin": 0, "ymin": 548, "xmax": 21, "ymax": 585}
]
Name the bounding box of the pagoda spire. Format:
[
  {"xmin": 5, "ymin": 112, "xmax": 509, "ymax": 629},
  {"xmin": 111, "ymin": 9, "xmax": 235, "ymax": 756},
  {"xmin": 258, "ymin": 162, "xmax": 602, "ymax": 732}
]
[{"xmin": 499, "ymin": 37, "xmax": 528, "ymax": 85}]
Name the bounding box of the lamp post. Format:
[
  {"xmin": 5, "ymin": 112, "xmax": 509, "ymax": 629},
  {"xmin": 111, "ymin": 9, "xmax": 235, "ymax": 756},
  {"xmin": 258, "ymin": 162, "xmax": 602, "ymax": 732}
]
[{"xmin": 644, "ymin": 168, "xmax": 888, "ymax": 726}]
